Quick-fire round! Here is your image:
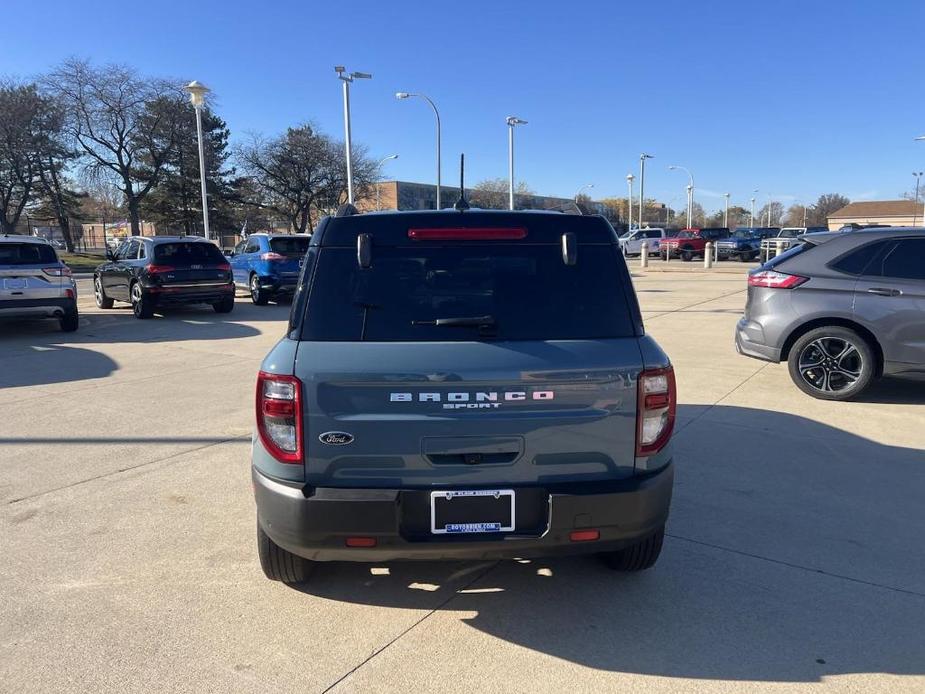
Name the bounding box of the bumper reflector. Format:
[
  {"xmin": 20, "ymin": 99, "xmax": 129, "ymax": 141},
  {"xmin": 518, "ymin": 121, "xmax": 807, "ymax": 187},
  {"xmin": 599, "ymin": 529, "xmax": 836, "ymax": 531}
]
[
  {"xmin": 569, "ymin": 529, "xmax": 600, "ymax": 542},
  {"xmin": 345, "ymin": 537, "xmax": 377, "ymax": 548}
]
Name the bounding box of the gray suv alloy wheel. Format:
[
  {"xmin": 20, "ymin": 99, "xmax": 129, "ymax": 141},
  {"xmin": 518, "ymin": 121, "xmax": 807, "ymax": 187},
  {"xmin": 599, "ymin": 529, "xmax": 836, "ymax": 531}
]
[{"xmin": 787, "ymin": 327, "xmax": 875, "ymax": 401}]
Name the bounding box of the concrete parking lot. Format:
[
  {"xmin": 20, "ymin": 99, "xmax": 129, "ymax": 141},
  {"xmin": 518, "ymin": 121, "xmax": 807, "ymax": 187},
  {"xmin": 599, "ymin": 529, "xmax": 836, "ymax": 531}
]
[{"xmin": 1, "ymin": 270, "xmax": 923, "ymax": 693}]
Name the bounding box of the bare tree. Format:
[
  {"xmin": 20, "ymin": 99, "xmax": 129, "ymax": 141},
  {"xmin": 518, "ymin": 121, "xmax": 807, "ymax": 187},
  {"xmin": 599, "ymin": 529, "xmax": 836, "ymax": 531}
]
[
  {"xmin": 0, "ymin": 82, "xmax": 44, "ymax": 233},
  {"xmin": 236, "ymin": 124, "xmax": 374, "ymax": 233},
  {"xmin": 469, "ymin": 178, "xmax": 534, "ymax": 209},
  {"xmin": 43, "ymin": 59, "xmax": 182, "ymax": 236}
]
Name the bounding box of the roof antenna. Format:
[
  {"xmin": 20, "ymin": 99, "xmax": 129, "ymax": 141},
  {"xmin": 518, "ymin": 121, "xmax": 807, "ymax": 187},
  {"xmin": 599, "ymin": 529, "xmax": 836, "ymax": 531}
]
[{"xmin": 454, "ymin": 153, "xmax": 470, "ymax": 211}]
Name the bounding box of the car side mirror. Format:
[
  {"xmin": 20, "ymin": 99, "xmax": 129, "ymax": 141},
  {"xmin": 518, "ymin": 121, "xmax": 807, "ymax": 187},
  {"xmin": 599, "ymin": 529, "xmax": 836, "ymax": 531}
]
[{"xmin": 106, "ymin": 248, "xmax": 115, "ymax": 261}]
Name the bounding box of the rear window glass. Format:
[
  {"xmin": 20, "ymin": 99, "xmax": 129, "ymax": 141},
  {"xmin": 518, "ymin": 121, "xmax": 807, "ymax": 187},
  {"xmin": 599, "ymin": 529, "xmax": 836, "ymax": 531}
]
[
  {"xmin": 302, "ymin": 244, "xmax": 634, "ymax": 341},
  {"xmin": 270, "ymin": 236, "xmax": 311, "ymax": 255},
  {"xmin": 154, "ymin": 242, "xmax": 225, "ymax": 264},
  {"xmin": 0, "ymin": 242, "xmax": 57, "ymax": 265}
]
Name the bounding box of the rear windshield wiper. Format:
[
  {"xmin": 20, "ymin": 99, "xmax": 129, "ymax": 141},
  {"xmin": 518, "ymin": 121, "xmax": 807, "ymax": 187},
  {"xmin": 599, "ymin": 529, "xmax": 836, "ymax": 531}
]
[{"xmin": 412, "ymin": 315, "xmax": 497, "ymax": 328}]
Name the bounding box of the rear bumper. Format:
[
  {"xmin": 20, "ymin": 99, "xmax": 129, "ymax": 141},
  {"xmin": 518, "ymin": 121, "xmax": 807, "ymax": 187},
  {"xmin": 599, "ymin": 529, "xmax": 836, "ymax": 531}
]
[
  {"xmin": 0, "ymin": 297, "xmax": 75, "ymax": 318},
  {"xmin": 735, "ymin": 317, "xmax": 781, "ymax": 362},
  {"xmin": 147, "ymin": 283, "xmax": 233, "ymax": 305},
  {"xmin": 254, "ymin": 464, "xmax": 674, "ymax": 562},
  {"xmin": 257, "ymin": 275, "xmax": 298, "ymax": 294}
]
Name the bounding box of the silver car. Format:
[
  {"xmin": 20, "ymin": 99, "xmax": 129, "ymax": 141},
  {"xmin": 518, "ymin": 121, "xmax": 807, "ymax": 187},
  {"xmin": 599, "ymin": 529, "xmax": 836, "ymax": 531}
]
[
  {"xmin": 736, "ymin": 228, "xmax": 925, "ymax": 400},
  {"xmin": 0, "ymin": 235, "xmax": 78, "ymax": 332}
]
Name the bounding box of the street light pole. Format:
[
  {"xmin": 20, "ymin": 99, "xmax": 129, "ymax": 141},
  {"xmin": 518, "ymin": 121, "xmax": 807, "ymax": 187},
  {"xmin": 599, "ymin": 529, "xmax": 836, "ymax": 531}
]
[
  {"xmin": 639, "ymin": 153, "xmax": 653, "ymax": 227},
  {"xmin": 626, "ymin": 174, "xmax": 634, "ymax": 230},
  {"xmin": 723, "ymin": 193, "xmax": 730, "ymax": 228},
  {"xmin": 749, "ymin": 197, "xmax": 756, "ymax": 227},
  {"xmin": 185, "ymin": 81, "xmax": 211, "ymax": 241},
  {"xmin": 335, "ymin": 67, "xmax": 372, "ymax": 205},
  {"xmin": 667, "ymin": 165, "xmax": 694, "ymax": 228},
  {"xmin": 917, "ymin": 138, "xmax": 925, "ymax": 224},
  {"xmin": 766, "ymin": 193, "xmax": 773, "ymax": 227},
  {"xmin": 396, "ymin": 92, "xmax": 441, "ymax": 209},
  {"xmin": 506, "ymin": 116, "xmax": 527, "ymax": 210},
  {"xmin": 375, "ymin": 154, "xmax": 399, "ymax": 211},
  {"xmin": 575, "ymin": 183, "xmax": 594, "ymax": 204}
]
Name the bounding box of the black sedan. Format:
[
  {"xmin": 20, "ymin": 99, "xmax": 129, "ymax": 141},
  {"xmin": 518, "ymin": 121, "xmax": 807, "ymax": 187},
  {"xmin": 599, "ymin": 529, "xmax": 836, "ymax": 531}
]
[{"xmin": 94, "ymin": 237, "xmax": 235, "ymax": 319}]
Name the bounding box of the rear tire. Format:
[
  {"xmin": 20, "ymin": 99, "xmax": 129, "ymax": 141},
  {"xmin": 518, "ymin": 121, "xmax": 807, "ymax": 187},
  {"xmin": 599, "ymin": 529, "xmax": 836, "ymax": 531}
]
[
  {"xmin": 600, "ymin": 526, "xmax": 665, "ymax": 571},
  {"xmin": 213, "ymin": 294, "xmax": 235, "ymax": 313},
  {"xmin": 787, "ymin": 326, "xmax": 876, "ymax": 401},
  {"xmin": 59, "ymin": 306, "xmax": 79, "ymax": 332},
  {"xmin": 257, "ymin": 521, "xmax": 311, "ymax": 583},
  {"xmin": 250, "ymin": 274, "xmax": 269, "ymax": 306},
  {"xmin": 130, "ymin": 282, "xmax": 154, "ymax": 319},
  {"xmin": 94, "ymin": 276, "xmax": 113, "ymax": 309}
]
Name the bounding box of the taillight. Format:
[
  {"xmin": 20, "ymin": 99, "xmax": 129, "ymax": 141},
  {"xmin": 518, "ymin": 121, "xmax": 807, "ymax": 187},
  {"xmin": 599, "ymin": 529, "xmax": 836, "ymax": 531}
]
[
  {"xmin": 145, "ymin": 264, "xmax": 175, "ymax": 275},
  {"xmin": 408, "ymin": 227, "xmax": 528, "ymax": 241},
  {"xmin": 636, "ymin": 366, "xmax": 676, "ymax": 457},
  {"xmin": 260, "ymin": 252, "xmax": 286, "ymax": 261},
  {"xmin": 216, "ymin": 262, "xmax": 231, "ymax": 271},
  {"xmin": 747, "ymin": 270, "xmax": 808, "ymax": 289},
  {"xmin": 256, "ymin": 372, "xmax": 302, "ymax": 464},
  {"xmin": 42, "ymin": 266, "xmax": 72, "ymax": 277}
]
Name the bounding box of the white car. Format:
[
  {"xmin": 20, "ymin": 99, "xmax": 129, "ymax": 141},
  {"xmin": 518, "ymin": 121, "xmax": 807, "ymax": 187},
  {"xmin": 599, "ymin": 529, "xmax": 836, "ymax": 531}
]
[
  {"xmin": 620, "ymin": 228, "xmax": 667, "ymax": 256},
  {"xmin": 0, "ymin": 234, "xmax": 79, "ymax": 332}
]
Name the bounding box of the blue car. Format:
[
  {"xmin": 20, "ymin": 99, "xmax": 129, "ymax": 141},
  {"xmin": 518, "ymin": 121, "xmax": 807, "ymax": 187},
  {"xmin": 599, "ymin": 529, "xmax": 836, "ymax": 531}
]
[{"xmin": 228, "ymin": 233, "xmax": 311, "ymax": 304}]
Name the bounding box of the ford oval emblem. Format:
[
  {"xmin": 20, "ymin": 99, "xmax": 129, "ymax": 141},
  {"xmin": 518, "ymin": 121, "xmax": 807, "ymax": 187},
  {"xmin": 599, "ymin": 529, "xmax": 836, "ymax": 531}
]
[{"xmin": 318, "ymin": 431, "xmax": 354, "ymax": 446}]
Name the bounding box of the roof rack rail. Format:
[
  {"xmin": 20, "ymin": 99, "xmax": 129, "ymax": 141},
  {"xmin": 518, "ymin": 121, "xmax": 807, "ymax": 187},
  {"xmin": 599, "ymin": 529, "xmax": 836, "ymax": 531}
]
[{"xmin": 335, "ymin": 203, "xmax": 360, "ymax": 217}]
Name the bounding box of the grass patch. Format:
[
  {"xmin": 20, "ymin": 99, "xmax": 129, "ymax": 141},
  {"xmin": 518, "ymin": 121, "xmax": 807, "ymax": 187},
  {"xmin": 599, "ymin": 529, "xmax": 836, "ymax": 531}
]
[{"xmin": 59, "ymin": 252, "xmax": 105, "ymax": 273}]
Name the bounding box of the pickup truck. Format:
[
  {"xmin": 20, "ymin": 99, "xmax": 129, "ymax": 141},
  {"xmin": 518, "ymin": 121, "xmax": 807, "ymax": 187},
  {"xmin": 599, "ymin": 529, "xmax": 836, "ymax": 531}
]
[
  {"xmin": 619, "ymin": 227, "xmax": 667, "ymax": 256},
  {"xmin": 661, "ymin": 227, "xmax": 731, "ymax": 261},
  {"xmin": 715, "ymin": 227, "xmax": 779, "ymax": 261},
  {"xmin": 759, "ymin": 227, "xmax": 827, "ymax": 261}
]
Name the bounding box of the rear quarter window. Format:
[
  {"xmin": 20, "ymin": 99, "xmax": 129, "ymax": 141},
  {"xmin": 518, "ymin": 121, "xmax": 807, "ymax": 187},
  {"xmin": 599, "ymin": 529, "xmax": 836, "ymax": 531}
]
[{"xmin": 829, "ymin": 240, "xmax": 890, "ymax": 276}]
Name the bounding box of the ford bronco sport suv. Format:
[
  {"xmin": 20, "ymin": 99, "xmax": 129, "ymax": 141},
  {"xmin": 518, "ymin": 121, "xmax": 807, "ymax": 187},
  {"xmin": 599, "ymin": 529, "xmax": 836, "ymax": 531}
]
[{"xmin": 253, "ymin": 209, "xmax": 676, "ymax": 583}]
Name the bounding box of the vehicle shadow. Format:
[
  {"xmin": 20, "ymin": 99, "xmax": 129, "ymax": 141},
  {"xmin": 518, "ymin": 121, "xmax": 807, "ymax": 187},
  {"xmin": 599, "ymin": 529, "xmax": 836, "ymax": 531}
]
[
  {"xmin": 289, "ymin": 405, "xmax": 925, "ymax": 684},
  {"xmin": 853, "ymin": 376, "xmax": 925, "ymax": 405},
  {"xmin": 0, "ymin": 299, "xmax": 281, "ymax": 389}
]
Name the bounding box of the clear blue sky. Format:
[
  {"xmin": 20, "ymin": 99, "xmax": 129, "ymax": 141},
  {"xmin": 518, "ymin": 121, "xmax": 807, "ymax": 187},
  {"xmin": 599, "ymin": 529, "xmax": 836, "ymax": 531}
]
[{"xmin": 2, "ymin": 0, "xmax": 924, "ymax": 212}]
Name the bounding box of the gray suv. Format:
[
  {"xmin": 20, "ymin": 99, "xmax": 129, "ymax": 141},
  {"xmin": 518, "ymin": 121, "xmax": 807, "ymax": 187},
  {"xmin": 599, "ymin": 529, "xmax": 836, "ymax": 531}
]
[
  {"xmin": 0, "ymin": 235, "xmax": 78, "ymax": 332},
  {"xmin": 736, "ymin": 228, "xmax": 925, "ymax": 400},
  {"xmin": 252, "ymin": 209, "xmax": 676, "ymax": 583}
]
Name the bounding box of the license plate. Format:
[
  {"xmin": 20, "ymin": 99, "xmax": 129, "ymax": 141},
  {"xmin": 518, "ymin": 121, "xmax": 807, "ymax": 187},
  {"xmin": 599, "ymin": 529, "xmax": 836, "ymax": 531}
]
[
  {"xmin": 430, "ymin": 489, "xmax": 515, "ymax": 534},
  {"xmin": 3, "ymin": 278, "xmax": 27, "ymax": 290}
]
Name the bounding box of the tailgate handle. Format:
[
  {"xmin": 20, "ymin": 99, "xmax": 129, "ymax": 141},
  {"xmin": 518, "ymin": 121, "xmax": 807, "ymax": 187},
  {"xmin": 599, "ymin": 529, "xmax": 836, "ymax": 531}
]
[{"xmin": 422, "ymin": 436, "xmax": 523, "ymax": 466}]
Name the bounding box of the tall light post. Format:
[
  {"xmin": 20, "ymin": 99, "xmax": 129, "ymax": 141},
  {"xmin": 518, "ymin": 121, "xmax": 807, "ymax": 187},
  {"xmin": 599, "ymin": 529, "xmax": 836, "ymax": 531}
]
[
  {"xmin": 638, "ymin": 153, "xmax": 654, "ymax": 227},
  {"xmin": 723, "ymin": 193, "xmax": 730, "ymax": 228},
  {"xmin": 185, "ymin": 81, "xmax": 211, "ymax": 241},
  {"xmin": 626, "ymin": 174, "xmax": 635, "ymax": 230},
  {"xmin": 913, "ymin": 172, "xmax": 923, "ymax": 226},
  {"xmin": 395, "ymin": 92, "xmax": 442, "ymax": 209},
  {"xmin": 506, "ymin": 116, "xmax": 527, "ymax": 210},
  {"xmin": 335, "ymin": 66, "xmax": 372, "ymax": 205},
  {"xmin": 375, "ymin": 154, "xmax": 399, "ymax": 211},
  {"xmin": 766, "ymin": 193, "xmax": 773, "ymax": 227},
  {"xmin": 916, "ymin": 138, "xmax": 925, "ymax": 224},
  {"xmin": 749, "ymin": 197, "xmax": 756, "ymax": 227},
  {"xmin": 575, "ymin": 183, "xmax": 594, "ymax": 204},
  {"xmin": 667, "ymin": 165, "xmax": 694, "ymax": 228}
]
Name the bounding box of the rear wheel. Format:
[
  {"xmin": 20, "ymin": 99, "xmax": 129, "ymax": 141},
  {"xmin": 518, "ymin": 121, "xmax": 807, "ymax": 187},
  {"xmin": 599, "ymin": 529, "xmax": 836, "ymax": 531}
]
[
  {"xmin": 94, "ymin": 276, "xmax": 113, "ymax": 309},
  {"xmin": 213, "ymin": 294, "xmax": 235, "ymax": 313},
  {"xmin": 257, "ymin": 521, "xmax": 311, "ymax": 583},
  {"xmin": 787, "ymin": 326, "xmax": 876, "ymax": 401},
  {"xmin": 600, "ymin": 526, "xmax": 665, "ymax": 571},
  {"xmin": 130, "ymin": 282, "xmax": 154, "ymax": 319},
  {"xmin": 59, "ymin": 305, "xmax": 79, "ymax": 332},
  {"xmin": 250, "ymin": 274, "xmax": 269, "ymax": 306}
]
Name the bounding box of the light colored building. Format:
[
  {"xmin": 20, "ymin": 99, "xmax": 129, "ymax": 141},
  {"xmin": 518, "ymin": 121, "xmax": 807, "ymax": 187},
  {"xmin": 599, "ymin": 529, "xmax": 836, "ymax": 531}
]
[
  {"xmin": 362, "ymin": 180, "xmax": 616, "ymax": 219},
  {"xmin": 827, "ymin": 200, "xmax": 924, "ymax": 230}
]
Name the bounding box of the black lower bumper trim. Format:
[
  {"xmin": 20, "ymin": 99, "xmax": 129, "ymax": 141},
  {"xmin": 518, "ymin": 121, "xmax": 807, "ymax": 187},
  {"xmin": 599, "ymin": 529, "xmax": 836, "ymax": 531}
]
[{"xmin": 253, "ymin": 465, "xmax": 674, "ymax": 562}]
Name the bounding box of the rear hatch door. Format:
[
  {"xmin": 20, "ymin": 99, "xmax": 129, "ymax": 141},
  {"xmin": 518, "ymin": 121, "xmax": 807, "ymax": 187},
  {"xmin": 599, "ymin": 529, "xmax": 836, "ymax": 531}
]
[
  {"xmin": 151, "ymin": 241, "xmax": 230, "ymax": 286},
  {"xmin": 268, "ymin": 236, "xmax": 310, "ymax": 279},
  {"xmin": 0, "ymin": 243, "xmax": 65, "ymax": 301},
  {"xmin": 294, "ymin": 214, "xmax": 644, "ymax": 489}
]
